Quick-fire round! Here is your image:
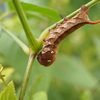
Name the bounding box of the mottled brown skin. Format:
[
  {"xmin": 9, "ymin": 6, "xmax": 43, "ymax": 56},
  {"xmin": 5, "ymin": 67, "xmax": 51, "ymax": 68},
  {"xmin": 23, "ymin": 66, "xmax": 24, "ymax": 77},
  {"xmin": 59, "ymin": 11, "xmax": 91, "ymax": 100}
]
[
  {"xmin": 37, "ymin": 45, "xmax": 58, "ymax": 66},
  {"xmin": 37, "ymin": 5, "xmax": 100, "ymax": 67}
]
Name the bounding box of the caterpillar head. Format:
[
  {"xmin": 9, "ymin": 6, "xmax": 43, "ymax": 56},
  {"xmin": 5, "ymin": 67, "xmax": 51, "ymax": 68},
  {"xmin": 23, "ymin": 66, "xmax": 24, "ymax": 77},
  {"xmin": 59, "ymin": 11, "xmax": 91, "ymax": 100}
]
[{"xmin": 37, "ymin": 51, "xmax": 56, "ymax": 67}]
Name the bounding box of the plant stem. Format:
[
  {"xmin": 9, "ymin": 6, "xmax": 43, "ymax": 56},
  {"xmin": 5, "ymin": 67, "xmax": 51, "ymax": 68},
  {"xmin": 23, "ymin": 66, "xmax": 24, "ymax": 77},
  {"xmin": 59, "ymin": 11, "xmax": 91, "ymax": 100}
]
[
  {"xmin": 12, "ymin": 0, "xmax": 39, "ymax": 52},
  {"xmin": 11, "ymin": 1, "xmax": 38, "ymax": 99},
  {"xmin": 2, "ymin": 27, "xmax": 30, "ymax": 55},
  {"xmin": 38, "ymin": 0, "xmax": 100, "ymax": 48},
  {"xmin": 19, "ymin": 51, "xmax": 36, "ymax": 100}
]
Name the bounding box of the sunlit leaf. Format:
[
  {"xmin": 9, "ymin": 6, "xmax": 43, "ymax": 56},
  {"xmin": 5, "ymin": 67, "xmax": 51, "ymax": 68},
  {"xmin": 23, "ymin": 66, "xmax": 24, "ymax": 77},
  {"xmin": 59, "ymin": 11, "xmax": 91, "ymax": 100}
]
[
  {"xmin": 32, "ymin": 91, "xmax": 48, "ymax": 100},
  {"xmin": 0, "ymin": 81, "xmax": 17, "ymax": 100},
  {"xmin": 0, "ymin": 68, "xmax": 14, "ymax": 83}
]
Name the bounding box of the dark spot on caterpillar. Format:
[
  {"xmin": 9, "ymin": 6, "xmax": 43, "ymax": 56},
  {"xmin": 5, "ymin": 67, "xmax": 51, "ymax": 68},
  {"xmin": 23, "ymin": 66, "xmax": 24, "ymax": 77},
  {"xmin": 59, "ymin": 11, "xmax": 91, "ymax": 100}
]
[{"xmin": 37, "ymin": 5, "xmax": 100, "ymax": 67}]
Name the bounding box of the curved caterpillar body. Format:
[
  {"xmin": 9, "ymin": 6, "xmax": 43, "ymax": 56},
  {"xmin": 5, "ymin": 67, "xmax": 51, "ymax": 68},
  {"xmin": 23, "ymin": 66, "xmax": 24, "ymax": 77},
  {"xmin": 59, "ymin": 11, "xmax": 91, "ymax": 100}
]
[{"xmin": 37, "ymin": 5, "xmax": 100, "ymax": 67}]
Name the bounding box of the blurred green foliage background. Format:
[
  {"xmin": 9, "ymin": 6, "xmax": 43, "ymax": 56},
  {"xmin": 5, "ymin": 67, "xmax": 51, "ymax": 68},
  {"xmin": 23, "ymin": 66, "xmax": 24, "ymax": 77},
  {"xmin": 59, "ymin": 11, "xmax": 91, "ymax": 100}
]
[{"xmin": 0, "ymin": 0, "xmax": 100, "ymax": 100}]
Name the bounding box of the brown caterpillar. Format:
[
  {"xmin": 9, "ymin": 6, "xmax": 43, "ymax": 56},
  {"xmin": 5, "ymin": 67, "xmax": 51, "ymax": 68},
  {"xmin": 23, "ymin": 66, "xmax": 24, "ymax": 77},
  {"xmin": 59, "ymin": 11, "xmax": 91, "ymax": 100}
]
[{"xmin": 37, "ymin": 5, "xmax": 100, "ymax": 67}]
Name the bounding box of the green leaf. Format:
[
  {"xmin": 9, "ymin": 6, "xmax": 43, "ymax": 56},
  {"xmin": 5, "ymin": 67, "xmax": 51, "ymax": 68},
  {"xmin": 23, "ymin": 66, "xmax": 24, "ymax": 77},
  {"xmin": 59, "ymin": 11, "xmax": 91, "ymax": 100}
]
[
  {"xmin": 0, "ymin": 81, "xmax": 18, "ymax": 100},
  {"xmin": 9, "ymin": 1, "xmax": 61, "ymax": 21},
  {"xmin": 21, "ymin": 0, "xmax": 49, "ymax": 6},
  {"xmin": 2, "ymin": 27, "xmax": 30, "ymax": 55},
  {"xmin": 51, "ymin": 54, "xmax": 98, "ymax": 88},
  {"xmin": 32, "ymin": 91, "xmax": 48, "ymax": 100},
  {"xmin": 0, "ymin": 33, "xmax": 28, "ymax": 75}
]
